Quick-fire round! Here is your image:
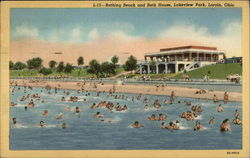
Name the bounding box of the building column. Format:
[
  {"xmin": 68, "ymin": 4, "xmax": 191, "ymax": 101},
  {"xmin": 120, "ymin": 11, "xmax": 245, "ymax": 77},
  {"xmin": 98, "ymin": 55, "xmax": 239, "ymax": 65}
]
[
  {"xmin": 197, "ymin": 52, "xmax": 199, "ymax": 61},
  {"xmin": 189, "ymin": 52, "xmax": 192, "ymax": 61},
  {"xmin": 147, "ymin": 64, "xmax": 150, "ymax": 74},
  {"xmin": 156, "ymin": 64, "xmax": 159, "ymax": 74},
  {"xmin": 139, "ymin": 65, "xmax": 142, "ymax": 74},
  {"xmin": 165, "ymin": 64, "xmax": 168, "ymax": 74},
  {"xmin": 175, "ymin": 63, "xmax": 178, "ymax": 73}
]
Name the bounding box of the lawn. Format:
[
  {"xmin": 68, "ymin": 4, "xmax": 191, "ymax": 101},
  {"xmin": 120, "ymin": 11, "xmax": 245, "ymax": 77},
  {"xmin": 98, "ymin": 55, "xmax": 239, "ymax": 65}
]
[
  {"xmin": 175, "ymin": 63, "xmax": 242, "ymax": 79},
  {"xmin": 10, "ymin": 68, "xmax": 125, "ymax": 78}
]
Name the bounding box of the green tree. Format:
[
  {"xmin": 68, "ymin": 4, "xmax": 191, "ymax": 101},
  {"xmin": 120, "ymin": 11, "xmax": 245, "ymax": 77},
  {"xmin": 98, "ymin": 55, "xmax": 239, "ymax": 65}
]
[
  {"xmin": 49, "ymin": 60, "xmax": 57, "ymax": 69},
  {"xmin": 111, "ymin": 55, "xmax": 119, "ymax": 67},
  {"xmin": 64, "ymin": 63, "xmax": 74, "ymax": 73},
  {"xmin": 27, "ymin": 57, "xmax": 43, "ymax": 69},
  {"xmin": 101, "ymin": 61, "xmax": 116, "ymax": 76},
  {"xmin": 77, "ymin": 56, "xmax": 84, "ymax": 66},
  {"xmin": 39, "ymin": 67, "xmax": 52, "ymax": 75},
  {"xmin": 14, "ymin": 62, "xmax": 26, "ymax": 70},
  {"xmin": 57, "ymin": 61, "xmax": 65, "ymax": 73},
  {"xmin": 87, "ymin": 59, "xmax": 101, "ymax": 77},
  {"xmin": 123, "ymin": 55, "xmax": 137, "ymax": 71},
  {"xmin": 9, "ymin": 61, "xmax": 14, "ymax": 70}
]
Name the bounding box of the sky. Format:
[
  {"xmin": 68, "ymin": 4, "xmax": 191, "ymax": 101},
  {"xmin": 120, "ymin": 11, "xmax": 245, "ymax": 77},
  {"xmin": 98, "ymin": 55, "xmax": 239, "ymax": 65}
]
[{"xmin": 10, "ymin": 8, "xmax": 242, "ymax": 65}]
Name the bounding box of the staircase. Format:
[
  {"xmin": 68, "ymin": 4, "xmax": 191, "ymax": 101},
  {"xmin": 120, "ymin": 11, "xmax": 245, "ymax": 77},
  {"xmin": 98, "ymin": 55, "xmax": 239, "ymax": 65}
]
[{"xmin": 183, "ymin": 62, "xmax": 200, "ymax": 72}]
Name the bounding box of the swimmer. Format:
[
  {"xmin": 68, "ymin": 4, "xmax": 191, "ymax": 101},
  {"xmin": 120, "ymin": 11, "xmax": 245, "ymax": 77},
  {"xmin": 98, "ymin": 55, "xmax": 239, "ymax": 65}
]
[
  {"xmin": 148, "ymin": 114, "xmax": 158, "ymax": 121},
  {"xmin": 75, "ymin": 107, "xmax": 80, "ymax": 118},
  {"xmin": 175, "ymin": 120, "xmax": 180, "ymax": 129},
  {"xmin": 208, "ymin": 116, "xmax": 215, "ymax": 124},
  {"xmin": 232, "ymin": 117, "xmax": 242, "ymax": 125},
  {"xmin": 194, "ymin": 121, "xmax": 203, "ymax": 131},
  {"xmin": 39, "ymin": 121, "xmax": 45, "ymax": 127},
  {"xmin": 12, "ymin": 117, "xmax": 17, "ymax": 125},
  {"xmin": 161, "ymin": 122, "xmax": 167, "ymax": 129},
  {"xmin": 90, "ymin": 103, "xmax": 97, "ymax": 109},
  {"xmin": 94, "ymin": 112, "xmax": 103, "ymax": 118},
  {"xmin": 42, "ymin": 110, "xmax": 49, "ymax": 116},
  {"xmin": 144, "ymin": 104, "xmax": 149, "ymax": 110},
  {"xmin": 55, "ymin": 113, "xmax": 63, "ymax": 120},
  {"xmin": 64, "ymin": 107, "xmax": 71, "ymax": 111},
  {"xmin": 122, "ymin": 105, "xmax": 128, "ymax": 111},
  {"xmin": 217, "ymin": 104, "xmax": 223, "ymax": 112},
  {"xmin": 131, "ymin": 121, "xmax": 144, "ymax": 128},
  {"xmin": 220, "ymin": 119, "xmax": 230, "ymax": 132},
  {"xmin": 24, "ymin": 106, "xmax": 28, "ymax": 111},
  {"xmin": 166, "ymin": 122, "xmax": 175, "ymax": 130},
  {"xmin": 213, "ymin": 94, "xmax": 218, "ymax": 103},
  {"xmin": 234, "ymin": 109, "xmax": 239, "ymax": 118},
  {"xmin": 158, "ymin": 114, "xmax": 167, "ymax": 121},
  {"xmin": 61, "ymin": 123, "xmax": 66, "ymax": 129},
  {"xmin": 61, "ymin": 97, "xmax": 66, "ymax": 101}
]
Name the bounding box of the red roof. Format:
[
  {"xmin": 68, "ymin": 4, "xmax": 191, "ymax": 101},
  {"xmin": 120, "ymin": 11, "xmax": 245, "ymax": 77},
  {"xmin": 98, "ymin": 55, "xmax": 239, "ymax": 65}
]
[{"xmin": 160, "ymin": 46, "xmax": 217, "ymax": 52}]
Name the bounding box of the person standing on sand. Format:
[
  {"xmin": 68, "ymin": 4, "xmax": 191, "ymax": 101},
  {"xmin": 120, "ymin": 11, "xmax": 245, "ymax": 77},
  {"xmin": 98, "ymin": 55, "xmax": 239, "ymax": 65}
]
[
  {"xmin": 223, "ymin": 92, "xmax": 229, "ymax": 104},
  {"xmin": 170, "ymin": 91, "xmax": 175, "ymax": 104}
]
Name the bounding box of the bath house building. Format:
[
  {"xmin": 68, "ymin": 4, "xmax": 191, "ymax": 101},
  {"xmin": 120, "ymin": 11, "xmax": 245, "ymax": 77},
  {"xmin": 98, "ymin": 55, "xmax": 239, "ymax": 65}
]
[{"xmin": 139, "ymin": 45, "xmax": 225, "ymax": 74}]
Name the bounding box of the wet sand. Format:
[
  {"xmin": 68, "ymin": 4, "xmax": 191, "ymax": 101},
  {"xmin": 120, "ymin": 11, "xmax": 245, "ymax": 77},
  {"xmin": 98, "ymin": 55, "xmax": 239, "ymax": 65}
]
[{"xmin": 11, "ymin": 79, "xmax": 242, "ymax": 102}]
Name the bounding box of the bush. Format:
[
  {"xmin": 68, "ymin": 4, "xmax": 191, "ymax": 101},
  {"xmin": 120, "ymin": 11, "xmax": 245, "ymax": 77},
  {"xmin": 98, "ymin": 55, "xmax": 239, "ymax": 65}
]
[{"xmin": 39, "ymin": 67, "xmax": 52, "ymax": 75}]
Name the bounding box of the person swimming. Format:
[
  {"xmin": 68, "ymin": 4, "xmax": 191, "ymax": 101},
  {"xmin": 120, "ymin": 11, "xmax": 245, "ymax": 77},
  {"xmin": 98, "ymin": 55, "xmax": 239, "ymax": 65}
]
[
  {"xmin": 234, "ymin": 109, "xmax": 239, "ymax": 118},
  {"xmin": 144, "ymin": 104, "xmax": 149, "ymax": 110},
  {"xmin": 24, "ymin": 106, "xmax": 28, "ymax": 111},
  {"xmin": 166, "ymin": 122, "xmax": 175, "ymax": 130},
  {"xmin": 42, "ymin": 110, "xmax": 49, "ymax": 116},
  {"xmin": 39, "ymin": 121, "xmax": 45, "ymax": 127},
  {"xmin": 131, "ymin": 121, "xmax": 144, "ymax": 128},
  {"xmin": 75, "ymin": 107, "xmax": 80, "ymax": 118},
  {"xmin": 193, "ymin": 121, "xmax": 203, "ymax": 131},
  {"xmin": 161, "ymin": 122, "xmax": 167, "ymax": 129},
  {"xmin": 220, "ymin": 119, "xmax": 230, "ymax": 132},
  {"xmin": 209, "ymin": 116, "xmax": 215, "ymax": 124},
  {"xmin": 94, "ymin": 112, "xmax": 103, "ymax": 118},
  {"xmin": 61, "ymin": 123, "xmax": 66, "ymax": 129},
  {"xmin": 232, "ymin": 117, "xmax": 242, "ymax": 125},
  {"xmin": 158, "ymin": 114, "xmax": 167, "ymax": 121},
  {"xmin": 61, "ymin": 96, "xmax": 66, "ymax": 101},
  {"xmin": 217, "ymin": 104, "xmax": 223, "ymax": 112},
  {"xmin": 12, "ymin": 117, "xmax": 17, "ymax": 125},
  {"xmin": 213, "ymin": 94, "xmax": 218, "ymax": 103},
  {"xmin": 148, "ymin": 114, "xmax": 158, "ymax": 121},
  {"xmin": 175, "ymin": 120, "xmax": 180, "ymax": 129}
]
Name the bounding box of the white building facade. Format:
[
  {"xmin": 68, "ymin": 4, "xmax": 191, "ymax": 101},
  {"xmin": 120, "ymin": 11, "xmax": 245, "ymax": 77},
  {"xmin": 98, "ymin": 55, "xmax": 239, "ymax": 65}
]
[{"xmin": 139, "ymin": 46, "xmax": 225, "ymax": 74}]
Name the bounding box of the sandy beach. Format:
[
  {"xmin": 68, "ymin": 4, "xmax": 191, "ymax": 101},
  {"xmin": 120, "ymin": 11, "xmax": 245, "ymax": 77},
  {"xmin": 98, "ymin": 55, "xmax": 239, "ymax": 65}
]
[{"xmin": 11, "ymin": 79, "xmax": 242, "ymax": 102}]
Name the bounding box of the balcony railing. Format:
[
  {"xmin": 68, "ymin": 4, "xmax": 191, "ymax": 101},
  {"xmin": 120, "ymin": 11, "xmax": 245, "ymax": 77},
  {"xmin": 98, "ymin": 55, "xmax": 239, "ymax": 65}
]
[{"xmin": 141, "ymin": 57, "xmax": 217, "ymax": 63}]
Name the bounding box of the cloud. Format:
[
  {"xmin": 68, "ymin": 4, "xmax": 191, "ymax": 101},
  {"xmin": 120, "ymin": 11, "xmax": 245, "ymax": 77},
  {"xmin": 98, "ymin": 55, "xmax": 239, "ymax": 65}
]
[
  {"xmin": 12, "ymin": 25, "xmax": 39, "ymax": 39},
  {"xmin": 11, "ymin": 19, "xmax": 242, "ymax": 66},
  {"xmin": 158, "ymin": 20, "xmax": 241, "ymax": 57}
]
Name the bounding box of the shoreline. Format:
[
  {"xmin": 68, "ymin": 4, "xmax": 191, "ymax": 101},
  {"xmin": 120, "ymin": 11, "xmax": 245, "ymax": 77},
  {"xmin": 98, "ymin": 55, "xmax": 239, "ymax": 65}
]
[{"xmin": 11, "ymin": 79, "xmax": 242, "ymax": 102}]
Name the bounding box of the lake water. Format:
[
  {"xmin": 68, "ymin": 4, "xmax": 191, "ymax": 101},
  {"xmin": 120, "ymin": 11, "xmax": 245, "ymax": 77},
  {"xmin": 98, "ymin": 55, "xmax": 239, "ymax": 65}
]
[{"xmin": 10, "ymin": 86, "xmax": 242, "ymax": 150}]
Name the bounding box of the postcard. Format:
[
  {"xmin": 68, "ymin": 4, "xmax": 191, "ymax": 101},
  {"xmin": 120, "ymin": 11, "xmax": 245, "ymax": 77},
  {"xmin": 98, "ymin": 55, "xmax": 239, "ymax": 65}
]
[{"xmin": 0, "ymin": 0, "xmax": 249, "ymax": 158}]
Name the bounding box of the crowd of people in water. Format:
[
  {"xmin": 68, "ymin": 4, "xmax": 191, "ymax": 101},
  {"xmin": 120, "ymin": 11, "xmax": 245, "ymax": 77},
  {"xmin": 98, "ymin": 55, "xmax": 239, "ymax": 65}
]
[{"xmin": 10, "ymin": 80, "xmax": 242, "ymax": 132}]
